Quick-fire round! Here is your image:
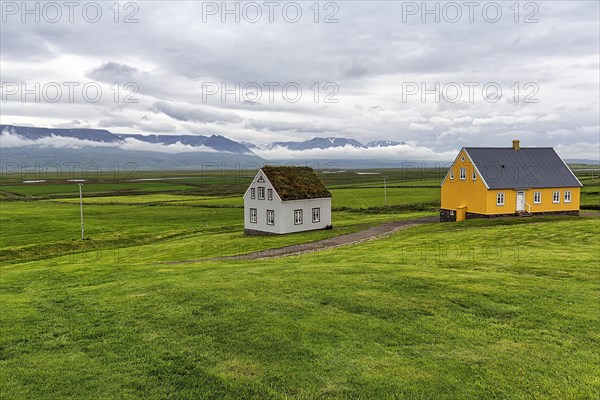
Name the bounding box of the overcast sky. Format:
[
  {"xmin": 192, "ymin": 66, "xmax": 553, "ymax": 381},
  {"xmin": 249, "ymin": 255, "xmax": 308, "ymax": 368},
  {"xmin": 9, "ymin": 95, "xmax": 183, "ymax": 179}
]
[{"xmin": 1, "ymin": 1, "xmax": 599, "ymax": 159}]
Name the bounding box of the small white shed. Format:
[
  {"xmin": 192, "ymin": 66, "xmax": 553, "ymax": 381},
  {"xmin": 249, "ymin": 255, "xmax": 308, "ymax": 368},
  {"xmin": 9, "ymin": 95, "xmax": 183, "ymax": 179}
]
[{"xmin": 243, "ymin": 166, "xmax": 332, "ymax": 235}]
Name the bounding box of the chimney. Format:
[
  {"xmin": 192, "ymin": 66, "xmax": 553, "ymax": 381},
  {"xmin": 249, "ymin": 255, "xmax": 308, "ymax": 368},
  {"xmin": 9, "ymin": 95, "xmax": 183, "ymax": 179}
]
[{"xmin": 512, "ymin": 139, "xmax": 521, "ymax": 151}]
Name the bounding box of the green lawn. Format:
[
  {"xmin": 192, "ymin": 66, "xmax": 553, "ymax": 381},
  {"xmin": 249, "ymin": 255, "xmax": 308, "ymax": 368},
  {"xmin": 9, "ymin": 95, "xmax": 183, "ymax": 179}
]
[{"xmin": 1, "ymin": 217, "xmax": 598, "ymax": 399}]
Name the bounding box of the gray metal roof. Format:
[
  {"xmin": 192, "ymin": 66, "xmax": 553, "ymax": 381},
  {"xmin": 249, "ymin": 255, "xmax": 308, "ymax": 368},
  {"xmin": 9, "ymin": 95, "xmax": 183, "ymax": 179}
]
[{"xmin": 464, "ymin": 147, "xmax": 582, "ymax": 189}]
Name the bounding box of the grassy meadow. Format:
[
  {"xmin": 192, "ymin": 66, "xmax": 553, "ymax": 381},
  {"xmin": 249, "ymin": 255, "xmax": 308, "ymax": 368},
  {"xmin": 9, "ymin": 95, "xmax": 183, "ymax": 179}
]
[{"xmin": 1, "ymin": 166, "xmax": 599, "ymax": 399}]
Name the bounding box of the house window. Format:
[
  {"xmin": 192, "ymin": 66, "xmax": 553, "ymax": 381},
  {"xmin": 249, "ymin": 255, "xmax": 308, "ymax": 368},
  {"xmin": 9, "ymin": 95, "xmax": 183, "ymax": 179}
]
[
  {"xmin": 258, "ymin": 187, "xmax": 265, "ymax": 200},
  {"xmin": 461, "ymin": 156, "xmax": 465, "ymax": 162},
  {"xmin": 496, "ymin": 192, "xmax": 505, "ymax": 206},
  {"xmin": 250, "ymin": 188, "xmax": 255, "ymax": 199},
  {"xmin": 294, "ymin": 209, "xmax": 303, "ymax": 225},
  {"xmin": 564, "ymin": 190, "xmax": 571, "ymax": 203},
  {"xmin": 450, "ymin": 210, "xmax": 454, "ymax": 216},
  {"xmin": 450, "ymin": 171, "xmax": 454, "ymax": 180},
  {"xmin": 459, "ymin": 168, "xmax": 466, "ymax": 180},
  {"xmin": 534, "ymin": 192, "xmax": 541, "ymax": 204},
  {"xmin": 472, "ymin": 171, "xmax": 477, "ymax": 181},
  {"xmin": 268, "ymin": 189, "xmax": 273, "ymax": 200},
  {"xmin": 312, "ymin": 208, "xmax": 320, "ymax": 223},
  {"xmin": 250, "ymin": 208, "xmax": 257, "ymax": 223},
  {"xmin": 267, "ymin": 210, "xmax": 274, "ymax": 225},
  {"xmin": 257, "ymin": 175, "xmax": 265, "ymax": 182},
  {"xmin": 553, "ymin": 191, "xmax": 560, "ymax": 203}
]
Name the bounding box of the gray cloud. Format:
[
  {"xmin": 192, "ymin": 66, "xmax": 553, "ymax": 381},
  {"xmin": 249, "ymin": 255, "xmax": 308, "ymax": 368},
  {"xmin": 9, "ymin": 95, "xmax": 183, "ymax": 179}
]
[
  {"xmin": 339, "ymin": 60, "xmax": 369, "ymax": 78},
  {"xmin": 86, "ymin": 62, "xmax": 140, "ymax": 82},
  {"xmin": 153, "ymin": 101, "xmax": 242, "ymax": 124},
  {"xmin": 0, "ymin": 1, "xmax": 598, "ymax": 157}
]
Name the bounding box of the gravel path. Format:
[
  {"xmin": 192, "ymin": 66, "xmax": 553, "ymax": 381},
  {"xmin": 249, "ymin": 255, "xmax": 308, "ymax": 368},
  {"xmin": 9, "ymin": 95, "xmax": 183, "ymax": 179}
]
[{"xmin": 163, "ymin": 216, "xmax": 438, "ymax": 264}]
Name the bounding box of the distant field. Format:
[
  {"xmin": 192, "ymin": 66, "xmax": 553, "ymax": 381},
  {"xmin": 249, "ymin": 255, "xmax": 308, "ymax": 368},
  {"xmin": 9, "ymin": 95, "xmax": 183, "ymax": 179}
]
[
  {"xmin": 330, "ymin": 187, "xmax": 439, "ymax": 209},
  {"xmin": 1, "ymin": 167, "xmax": 598, "ymax": 398},
  {"xmin": 0, "ymin": 182, "xmax": 196, "ymax": 197},
  {"xmin": 578, "ymin": 172, "xmax": 600, "ymax": 209}
]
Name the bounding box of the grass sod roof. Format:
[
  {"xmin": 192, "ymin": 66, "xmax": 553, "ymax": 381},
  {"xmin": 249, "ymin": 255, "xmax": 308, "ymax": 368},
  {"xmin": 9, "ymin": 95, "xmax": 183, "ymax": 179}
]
[{"xmin": 261, "ymin": 166, "xmax": 332, "ymax": 201}]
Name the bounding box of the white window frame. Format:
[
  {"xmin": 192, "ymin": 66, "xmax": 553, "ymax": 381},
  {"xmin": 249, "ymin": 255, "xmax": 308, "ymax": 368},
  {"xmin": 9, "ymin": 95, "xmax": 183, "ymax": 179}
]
[
  {"xmin": 250, "ymin": 208, "xmax": 257, "ymax": 223},
  {"xmin": 450, "ymin": 171, "xmax": 454, "ymax": 180},
  {"xmin": 266, "ymin": 210, "xmax": 274, "ymax": 225},
  {"xmin": 258, "ymin": 187, "xmax": 265, "ymax": 200},
  {"xmin": 250, "ymin": 188, "xmax": 255, "ymax": 199},
  {"xmin": 312, "ymin": 207, "xmax": 320, "ymax": 223},
  {"xmin": 564, "ymin": 190, "xmax": 571, "ymax": 203},
  {"xmin": 459, "ymin": 168, "xmax": 466, "ymax": 180},
  {"xmin": 534, "ymin": 192, "xmax": 541, "ymax": 204},
  {"xmin": 294, "ymin": 209, "xmax": 303, "ymax": 225},
  {"xmin": 553, "ymin": 191, "xmax": 560, "ymax": 203},
  {"xmin": 461, "ymin": 156, "xmax": 465, "ymax": 162},
  {"xmin": 267, "ymin": 189, "xmax": 273, "ymax": 201},
  {"xmin": 496, "ymin": 192, "xmax": 505, "ymax": 206},
  {"xmin": 472, "ymin": 171, "xmax": 477, "ymax": 181}
]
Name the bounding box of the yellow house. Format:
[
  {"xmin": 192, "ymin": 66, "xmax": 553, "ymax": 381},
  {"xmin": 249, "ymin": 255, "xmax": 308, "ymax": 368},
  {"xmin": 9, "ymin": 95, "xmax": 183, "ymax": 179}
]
[{"xmin": 440, "ymin": 140, "xmax": 582, "ymax": 222}]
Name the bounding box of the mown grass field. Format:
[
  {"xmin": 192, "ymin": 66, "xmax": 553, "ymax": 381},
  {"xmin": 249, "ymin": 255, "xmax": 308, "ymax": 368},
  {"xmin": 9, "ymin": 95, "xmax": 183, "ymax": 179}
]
[{"xmin": 1, "ymin": 167, "xmax": 598, "ymax": 399}]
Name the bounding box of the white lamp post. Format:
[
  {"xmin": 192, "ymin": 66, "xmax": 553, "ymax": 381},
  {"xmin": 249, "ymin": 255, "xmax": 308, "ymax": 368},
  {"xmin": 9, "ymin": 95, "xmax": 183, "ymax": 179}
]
[{"xmin": 78, "ymin": 182, "xmax": 85, "ymax": 240}]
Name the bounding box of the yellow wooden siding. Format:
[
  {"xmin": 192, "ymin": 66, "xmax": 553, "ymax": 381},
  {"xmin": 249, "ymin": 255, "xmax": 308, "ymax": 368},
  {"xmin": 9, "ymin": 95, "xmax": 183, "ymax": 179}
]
[
  {"xmin": 441, "ymin": 150, "xmax": 488, "ymax": 214},
  {"xmin": 486, "ymin": 187, "xmax": 580, "ymax": 214}
]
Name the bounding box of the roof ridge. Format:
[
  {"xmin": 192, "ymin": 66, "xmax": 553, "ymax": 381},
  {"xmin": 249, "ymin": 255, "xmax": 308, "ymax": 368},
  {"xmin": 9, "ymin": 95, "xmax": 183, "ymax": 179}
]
[{"xmin": 464, "ymin": 146, "xmax": 554, "ymax": 149}]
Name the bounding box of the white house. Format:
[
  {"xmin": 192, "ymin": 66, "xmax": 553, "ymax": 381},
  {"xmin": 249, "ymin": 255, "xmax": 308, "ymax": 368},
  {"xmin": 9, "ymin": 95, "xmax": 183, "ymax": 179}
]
[{"xmin": 243, "ymin": 166, "xmax": 332, "ymax": 235}]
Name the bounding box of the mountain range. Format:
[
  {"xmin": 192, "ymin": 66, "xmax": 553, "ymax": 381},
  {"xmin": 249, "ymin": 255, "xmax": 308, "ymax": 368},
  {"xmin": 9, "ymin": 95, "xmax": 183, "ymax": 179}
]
[{"xmin": 0, "ymin": 124, "xmax": 406, "ymax": 155}]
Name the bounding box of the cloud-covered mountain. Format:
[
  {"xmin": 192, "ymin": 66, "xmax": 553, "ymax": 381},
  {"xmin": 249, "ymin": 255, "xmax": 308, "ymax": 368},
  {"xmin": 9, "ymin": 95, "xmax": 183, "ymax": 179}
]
[
  {"xmin": 0, "ymin": 125, "xmax": 255, "ymax": 155},
  {"xmin": 0, "ymin": 125, "xmax": 264, "ymax": 170},
  {"xmin": 365, "ymin": 140, "xmax": 406, "ymax": 148},
  {"xmin": 265, "ymin": 137, "xmax": 366, "ymax": 151},
  {"xmin": 1, "ymin": 125, "xmax": 409, "ymax": 155},
  {"xmin": 262, "ymin": 138, "xmax": 407, "ymax": 151}
]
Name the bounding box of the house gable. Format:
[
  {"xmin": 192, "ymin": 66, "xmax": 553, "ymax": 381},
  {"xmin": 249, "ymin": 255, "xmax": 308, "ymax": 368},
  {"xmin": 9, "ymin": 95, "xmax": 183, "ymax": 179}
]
[
  {"xmin": 243, "ymin": 170, "xmax": 282, "ymax": 202},
  {"xmin": 441, "ymin": 148, "xmax": 490, "ymax": 189},
  {"xmin": 441, "ymin": 149, "xmax": 489, "ymax": 214}
]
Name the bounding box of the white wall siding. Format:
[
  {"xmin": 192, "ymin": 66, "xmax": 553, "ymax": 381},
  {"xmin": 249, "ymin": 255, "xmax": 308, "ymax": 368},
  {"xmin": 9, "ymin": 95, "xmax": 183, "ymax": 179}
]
[{"xmin": 279, "ymin": 198, "xmax": 332, "ymax": 233}]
